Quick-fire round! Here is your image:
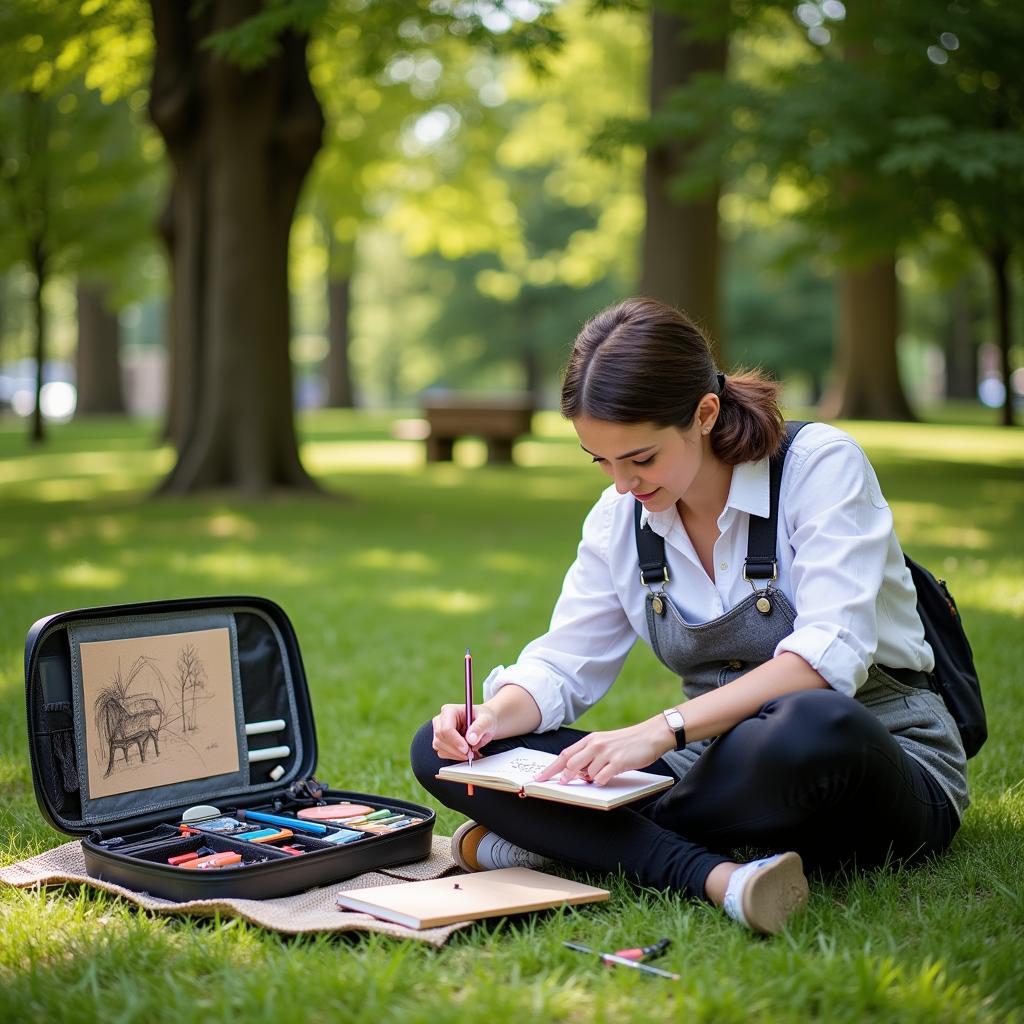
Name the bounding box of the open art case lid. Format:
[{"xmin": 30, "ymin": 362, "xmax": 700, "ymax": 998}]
[{"xmin": 25, "ymin": 596, "xmax": 319, "ymax": 838}]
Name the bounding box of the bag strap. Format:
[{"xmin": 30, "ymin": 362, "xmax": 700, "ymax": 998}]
[{"xmin": 633, "ymin": 420, "xmax": 812, "ymax": 586}]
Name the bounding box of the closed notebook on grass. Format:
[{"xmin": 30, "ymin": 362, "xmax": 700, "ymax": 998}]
[
  {"xmin": 336, "ymin": 867, "xmax": 610, "ymax": 929},
  {"xmin": 436, "ymin": 747, "xmax": 674, "ymax": 809}
]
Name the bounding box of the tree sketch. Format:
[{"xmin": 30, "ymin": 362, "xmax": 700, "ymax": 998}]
[
  {"xmin": 93, "ymin": 656, "xmax": 165, "ymax": 777},
  {"xmin": 176, "ymin": 642, "xmax": 207, "ymax": 732}
]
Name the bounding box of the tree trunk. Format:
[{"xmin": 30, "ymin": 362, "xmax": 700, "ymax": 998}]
[
  {"xmin": 326, "ymin": 274, "xmax": 356, "ymax": 408},
  {"xmin": 148, "ymin": 0, "xmax": 325, "ymax": 495},
  {"xmin": 75, "ymin": 281, "xmax": 126, "ymax": 415},
  {"xmin": 640, "ymin": 10, "xmax": 727, "ymax": 358},
  {"xmin": 522, "ymin": 346, "xmax": 542, "ymax": 407},
  {"xmin": 30, "ymin": 243, "xmax": 46, "ymax": 443},
  {"xmin": 819, "ymin": 256, "xmax": 916, "ymax": 421},
  {"xmin": 989, "ymin": 244, "xmax": 1016, "ymax": 428},
  {"xmin": 943, "ymin": 278, "xmax": 977, "ymax": 401}
]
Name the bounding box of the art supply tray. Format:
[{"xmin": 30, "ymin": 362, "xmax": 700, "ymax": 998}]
[{"xmin": 24, "ymin": 596, "xmax": 435, "ymax": 901}]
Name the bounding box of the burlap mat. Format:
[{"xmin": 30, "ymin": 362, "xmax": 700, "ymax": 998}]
[{"xmin": 0, "ymin": 834, "xmax": 467, "ymax": 946}]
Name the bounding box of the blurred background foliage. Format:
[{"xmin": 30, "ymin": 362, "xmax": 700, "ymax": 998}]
[{"xmin": 0, "ymin": 0, "xmax": 1020, "ymax": 481}]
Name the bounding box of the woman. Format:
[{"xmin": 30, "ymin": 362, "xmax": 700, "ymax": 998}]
[{"xmin": 410, "ymin": 297, "xmax": 967, "ymax": 934}]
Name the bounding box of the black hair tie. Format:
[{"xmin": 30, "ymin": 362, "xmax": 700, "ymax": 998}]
[{"xmin": 717, "ymin": 372, "xmax": 726, "ymax": 394}]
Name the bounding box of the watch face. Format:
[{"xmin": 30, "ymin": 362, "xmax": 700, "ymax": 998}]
[{"xmin": 664, "ymin": 709, "xmax": 684, "ymax": 730}]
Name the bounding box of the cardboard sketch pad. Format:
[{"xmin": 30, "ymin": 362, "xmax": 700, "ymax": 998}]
[{"xmin": 79, "ymin": 627, "xmax": 240, "ymax": 800}]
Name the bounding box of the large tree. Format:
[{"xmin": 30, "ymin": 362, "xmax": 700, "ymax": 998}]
[
  {"xmin": 640, "ymin": 6, "xmax": 727, "ymax": 350},
  {"xmin": 149, "ymin": 0, "xmax": 559, "ymax": 494},
  {"xmin": 149, "ymin": 0, "xmax": 325, "ymax": 494}
]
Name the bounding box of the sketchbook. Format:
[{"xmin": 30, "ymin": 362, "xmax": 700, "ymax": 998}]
[
  {"xmin": 436, "ymin": 747, "xmax": 674, "ymax": 810},
  {"xmin": 335, "ymin": 867, "xmax": 610, "ymax": 929}
]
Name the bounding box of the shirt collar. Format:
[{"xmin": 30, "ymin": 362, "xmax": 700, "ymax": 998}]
[
  {"xmin": 637, "ymin": 456, "xmax": 770, "ymax": 535},
  {"xmin": 726, "ymin": 456, "xmax": 770, "ymax": 520}
]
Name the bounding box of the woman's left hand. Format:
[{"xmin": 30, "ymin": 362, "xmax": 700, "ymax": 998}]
[{"xmin": 533, "ymin": 716, "xmax": 673, "ymax": 786}]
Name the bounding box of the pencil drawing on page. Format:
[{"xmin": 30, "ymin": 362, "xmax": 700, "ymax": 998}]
[{"xmin": 80, "ymin": 627, "xmax": 240, "ymax": 800}]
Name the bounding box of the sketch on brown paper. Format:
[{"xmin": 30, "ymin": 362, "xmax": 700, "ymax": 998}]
[{"xmin": 80, "ymin": 627, "xmax": 240, "ymax": 799}]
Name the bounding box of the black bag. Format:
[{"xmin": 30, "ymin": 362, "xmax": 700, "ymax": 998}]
[
  {"xmin": 24, "ymin": 595, "xmax": 435, "ymax": 901},
  {"xmin": 902, "ymin": 556, "xmax": 987, "ymax": 758}
]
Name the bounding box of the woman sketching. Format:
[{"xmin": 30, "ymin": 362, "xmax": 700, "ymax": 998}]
[{"xmin": 411, "ymin": 297, "xmax": 967, "ymax": 934}]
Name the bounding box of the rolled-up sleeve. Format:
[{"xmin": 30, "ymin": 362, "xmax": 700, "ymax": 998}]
[
  {"xmin": 774, "ymin": 439, "xmax": 893, "ymax": 695},
  {"xmin": 483, "ymin": 490, "xmax": 637, "ymax": 731}
]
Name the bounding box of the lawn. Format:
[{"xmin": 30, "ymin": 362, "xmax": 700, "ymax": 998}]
[{"xmin": 0, "ymin": 409, "xmax": 1022, "ymax": 1024}]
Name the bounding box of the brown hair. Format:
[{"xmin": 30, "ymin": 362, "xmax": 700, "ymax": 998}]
[{"xmin": 560, "ymin": 297, "xmax": 784, "ymax": 465}]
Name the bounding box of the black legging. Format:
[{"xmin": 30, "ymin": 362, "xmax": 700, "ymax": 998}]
[{"xmin": 410, "ymin": 689, "xmax": 959, "ymax": 900}]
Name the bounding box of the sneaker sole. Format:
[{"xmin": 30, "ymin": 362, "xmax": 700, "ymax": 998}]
[
  {"xmin": 451, "ymin": 820, "xmax": 488, "ymax": 872},
  {"xmin": 740, "ymin": 851, "xmax": 809, "ymax": 934}
]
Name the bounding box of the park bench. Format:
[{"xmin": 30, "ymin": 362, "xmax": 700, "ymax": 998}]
[{"xmin": 420, "ymin": 391, "xmax": 535, "ymax": 464}]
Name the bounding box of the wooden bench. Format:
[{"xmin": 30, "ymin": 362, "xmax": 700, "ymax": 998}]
[{"xmin": 420, "ymin": 392, "xmax": 535, "ymax": 464}]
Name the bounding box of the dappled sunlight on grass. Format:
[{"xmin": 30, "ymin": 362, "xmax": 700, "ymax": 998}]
[
  {"xmin": 55, "ymin": 562, "xmax": 126, "ymax": 590},
  {"xmin": 476, "ymin": 550, "xmax": 547, "ymax": 575},
  {"xmin": 349, "ymin": 547, "xmax": 439, "ymax": 574},
  {"xmin": 515, "ymin": 439, "xmax": 589, "ymax": 468},
  {"xmin": 838, "ymin": 419, "xmax": 1024, "ymax": 466},
  {"xmin": 0, "ymin": 447, "xmax": 172, "ymax": 489},
  {"xmin": 17, "ymin": 476, "xmax": 130, "ymax": 503},
  {"xmin": 183, "ymin": 549, "xmax": 316, "ymax": 585},
  {"xmin": 386, "ymin": 587, "xmax": 494, "ymax": 614},
  {"xmin": 302, "ymin": 438, "xmax": 423, "ymax": 473},
  {"xmin": 204, "ymin": 510, "xmax": 261, "ymax": 542}
]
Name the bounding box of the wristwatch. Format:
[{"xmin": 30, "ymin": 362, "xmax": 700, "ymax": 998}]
[{"xmin": 662, "ymin": 707, "xmax": 687, "ymax": 750}]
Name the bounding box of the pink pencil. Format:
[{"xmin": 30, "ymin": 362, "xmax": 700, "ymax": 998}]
[{"xmin": 465, "ymin": 647, "xmax": 474, "ymax": 796}]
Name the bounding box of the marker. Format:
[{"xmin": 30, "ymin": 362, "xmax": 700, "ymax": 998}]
[
  {"xmin": 236, "ymin": 809, "xmax": 327, "ymax": 835},
  {"xmin": 181, "ymin": 851, "xmax": 243, "ymax": 870},
  {"xmin": 245, "ymin": 719, "xmax": 286, "ymax": 736},
  {"xmin": 321, "ymin": 828, "xmax": 365, "ymax": 845},
  {"xmin": 465, "ymin": 648, "xmax": 475, "ymax": 796},
  {"xmin": 248, "ymin": 745, "xmax": 290, "ymax": 763},
  {"xmin": 236, "ymin": 827, "xmax": 292, "ymax": 843},
  {"xmin": 563, "ymin": 942, "xmax": 680, "ymax": 980},
  {"xmin": 249, "ymin": 828, "xmax": 293, "ymax": 844},
  {"xmin": 343, "ymin": 809, "xmax": 394, "ymax": 825},
  {"xmin": 613, "ymin": 938, "xmax": 672, "ymax": 962}
]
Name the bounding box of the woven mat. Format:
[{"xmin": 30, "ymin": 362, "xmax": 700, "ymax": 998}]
[{"xmin": 0, "ymin": 835, "xmax": 467, "ymax": 946}]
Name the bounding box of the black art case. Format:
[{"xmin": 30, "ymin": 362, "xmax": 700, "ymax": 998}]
[{"xmin": 24, "ymin": 596, "xmax": 434, "ymax": 901}]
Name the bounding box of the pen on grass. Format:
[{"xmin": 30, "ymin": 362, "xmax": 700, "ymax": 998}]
[
  {"xmin": 563, "ymin": 941, "xmax": 680, "ymax": 981},
  {"xmin": 465, "ymin": 647, "xmax": 475, "ymax": 796}
]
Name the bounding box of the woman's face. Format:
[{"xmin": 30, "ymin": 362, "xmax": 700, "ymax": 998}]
[{"xmin": 573, "ymin": 411, "xmax": 712, "ymax": 514}]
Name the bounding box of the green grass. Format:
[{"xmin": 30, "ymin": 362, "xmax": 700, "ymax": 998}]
[{"xmin": 1, "ymin": 408, "xmax": 1022, "ymax": 1024}]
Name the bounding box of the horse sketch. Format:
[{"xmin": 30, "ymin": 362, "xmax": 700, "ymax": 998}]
[{"xmin": 93, "ymin": 657, "xmax": 166, "ymax": 777}]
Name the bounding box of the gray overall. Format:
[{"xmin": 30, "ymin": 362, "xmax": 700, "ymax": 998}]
[{"xmin": 644, "ymin": 583, "xmax": 969, "ymax": 819}]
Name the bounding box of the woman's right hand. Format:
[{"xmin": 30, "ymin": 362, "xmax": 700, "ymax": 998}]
[{"xmin": 431, "ymin": 702, "xmax": 499, "ymax": 762}]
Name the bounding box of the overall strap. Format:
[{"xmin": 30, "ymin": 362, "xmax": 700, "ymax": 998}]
[
  {"xmin": 743, "ymin": 420, "xmax": 811, "ymax": 583},
  {"xmin": 633, "ymin": 420, "xmax": 813, "ymax": 586},
  {"xmin": 634, "ymin": 499, "xmax": 669, "ymax": 585}
]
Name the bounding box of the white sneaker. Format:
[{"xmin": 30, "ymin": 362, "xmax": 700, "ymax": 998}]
[
  {"xmin": 722, "ymin": 851, "xmax": 809, "ymax": 934},
  {"xmin": 451, "ymin": 820, "xmax": 550, "ymax": 872}
]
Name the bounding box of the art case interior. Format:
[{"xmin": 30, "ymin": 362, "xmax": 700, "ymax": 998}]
[{"xmin": 24, "ymin": 595, "xmax": 434, "ymax": 901}]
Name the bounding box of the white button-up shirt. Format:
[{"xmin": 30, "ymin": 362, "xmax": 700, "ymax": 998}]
[{"xmin": 484, "ymin": 422, "xmax": 934, "ymax": 732}]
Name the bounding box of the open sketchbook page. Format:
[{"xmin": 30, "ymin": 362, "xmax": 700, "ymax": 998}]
[
  {"xmin": 336, "ymin": 867, "xmax": 610, "ymax": 929},
  {"xmin": 437, "ymin": 747, "xmax": 674, "ymax": 809},
  {"xmin": 439, "ymin": 748, "xmax": 560, "ymax": 787}
]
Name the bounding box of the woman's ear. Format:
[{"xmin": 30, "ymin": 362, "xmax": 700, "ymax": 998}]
[{"xmin": 697, "ymin": 394, "xmax": 721, "ymax": 434}]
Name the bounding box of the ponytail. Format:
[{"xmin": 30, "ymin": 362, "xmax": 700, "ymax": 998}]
[
  {"xmin": 711, "ymin": 370, "xmax": 785, "ymax": 464},
  {"xmin": 562, "ymin": 298, "xmax": 786, "ymax": 465}
]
